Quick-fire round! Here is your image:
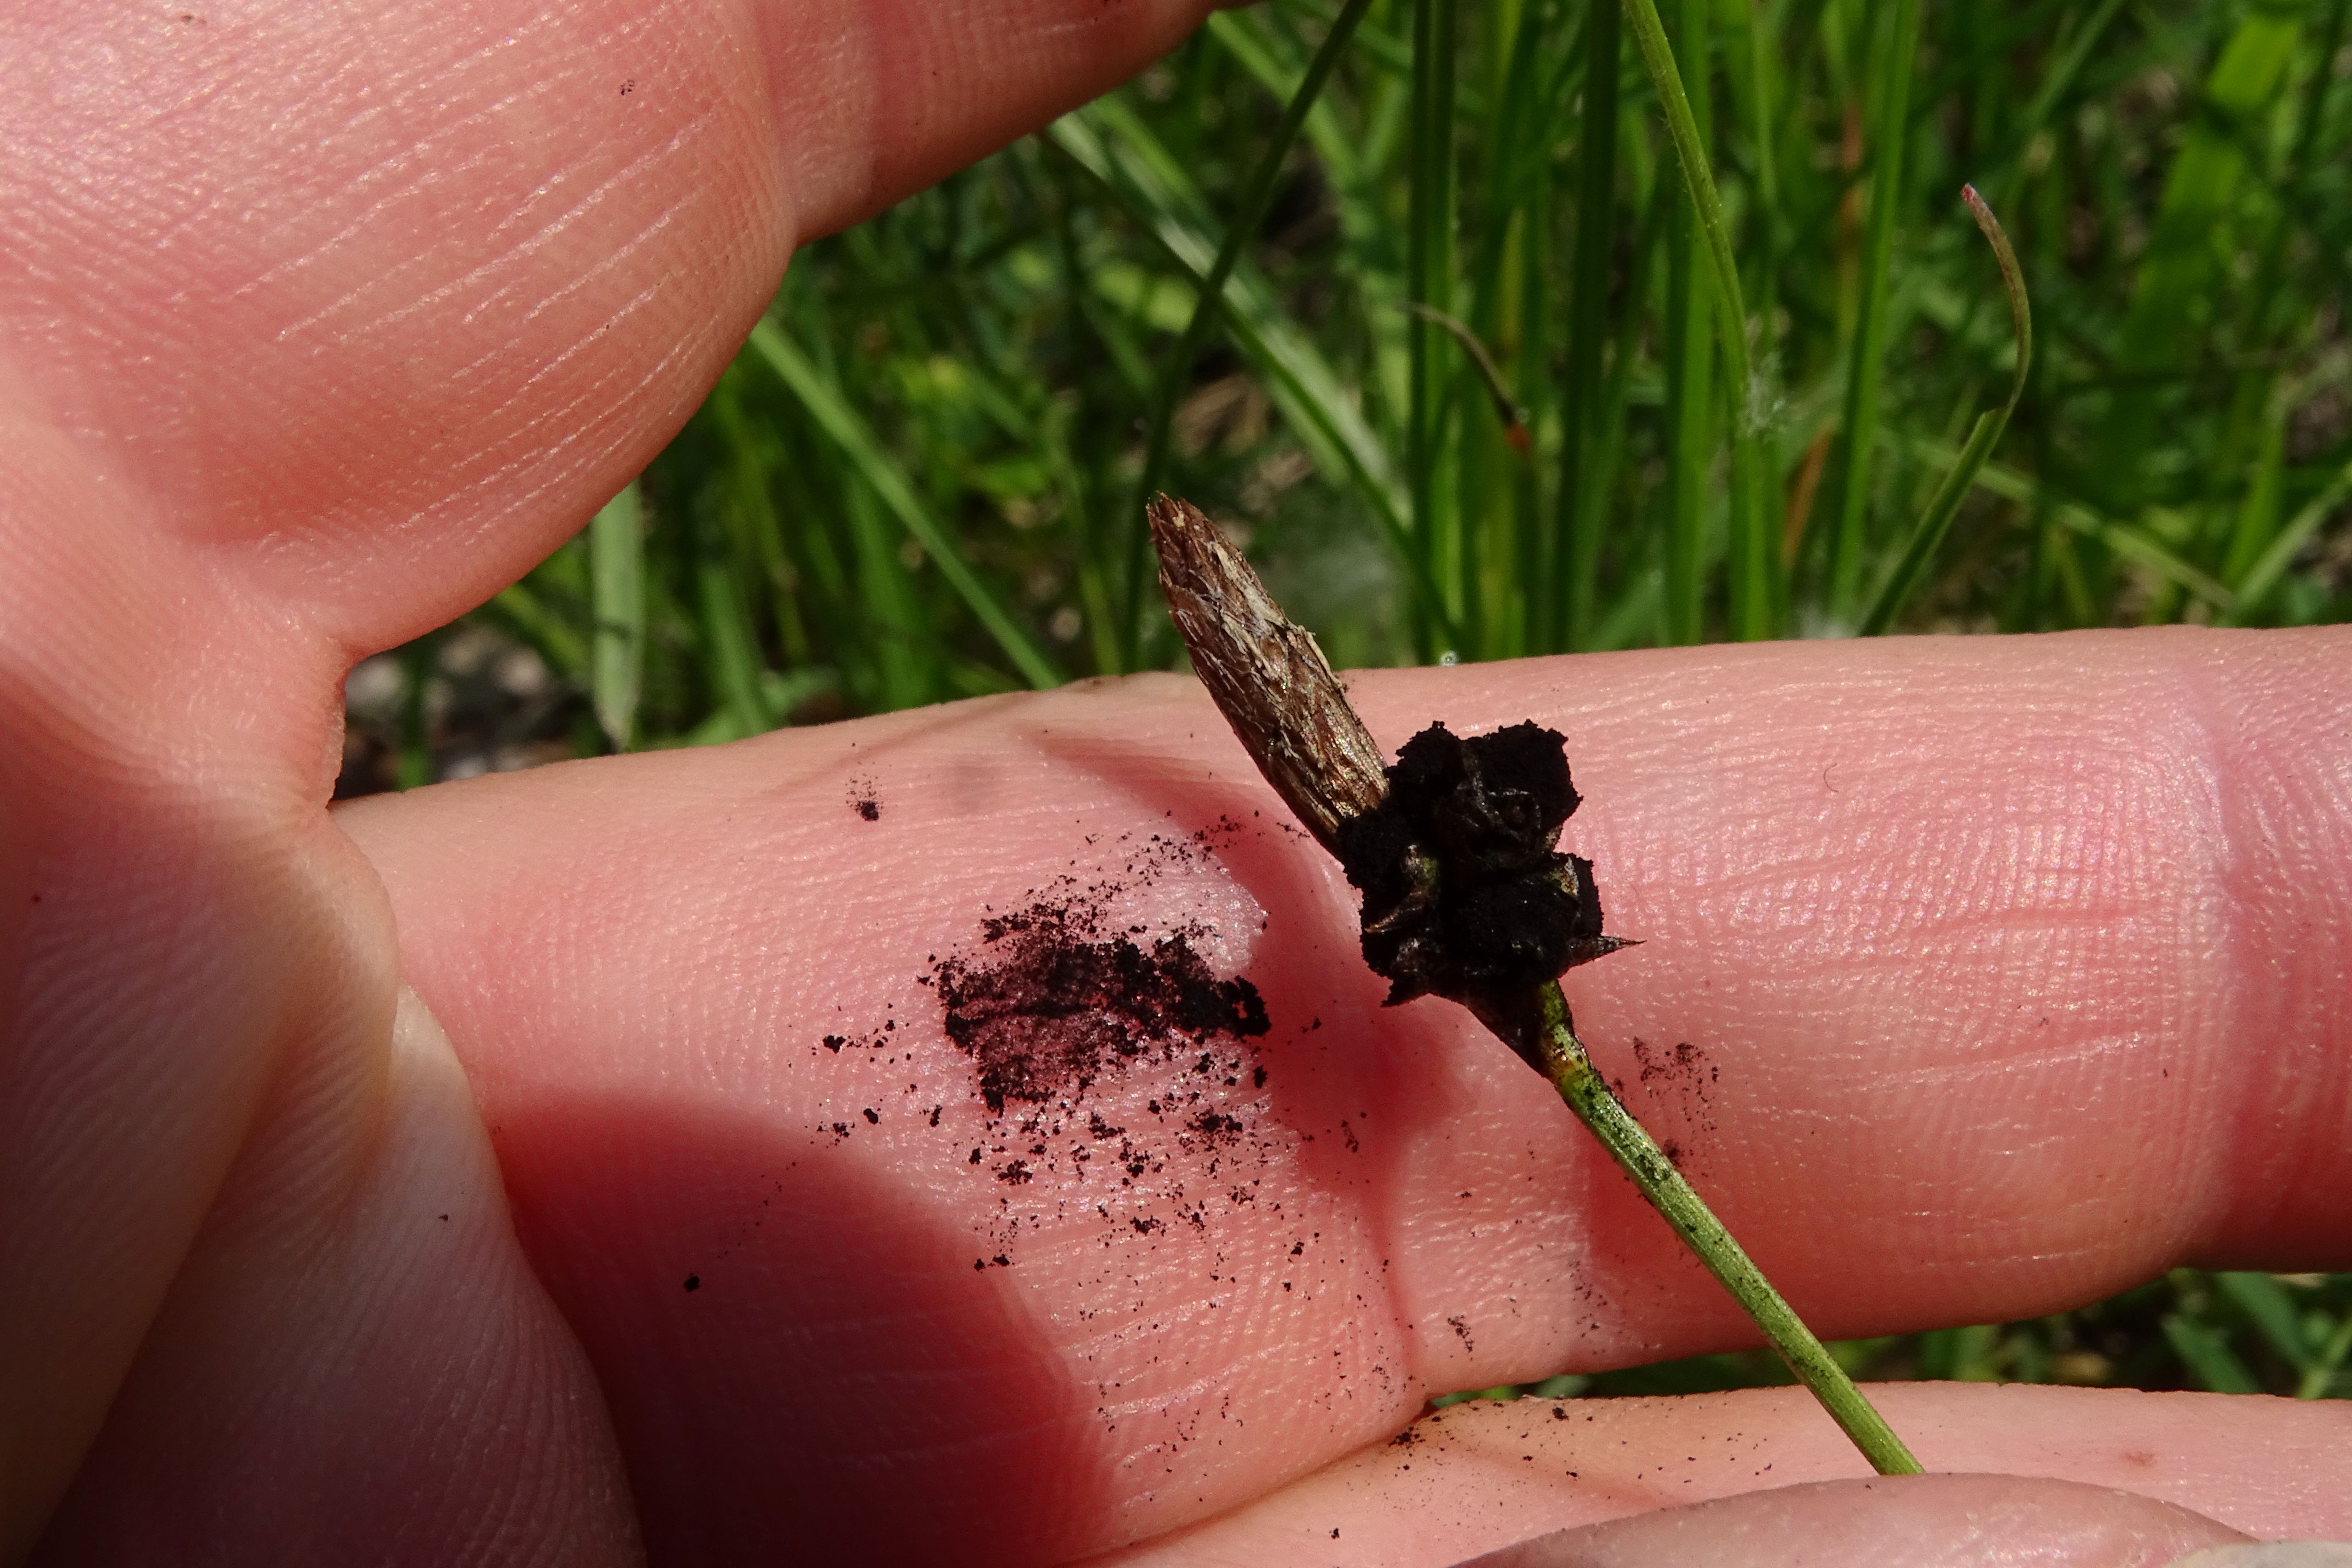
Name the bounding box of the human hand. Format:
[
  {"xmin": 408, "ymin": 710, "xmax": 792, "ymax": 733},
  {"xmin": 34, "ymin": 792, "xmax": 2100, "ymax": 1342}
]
[{"xmin": 5, "ymin": 4, "xmax": 2348, "ymax": 1567}]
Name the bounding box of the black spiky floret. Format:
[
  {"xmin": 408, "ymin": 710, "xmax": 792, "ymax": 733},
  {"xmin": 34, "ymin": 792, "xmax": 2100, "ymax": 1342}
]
[{"xmin": 1335, "ymin": 721, "xmax": 1623, "ymax": 1014}]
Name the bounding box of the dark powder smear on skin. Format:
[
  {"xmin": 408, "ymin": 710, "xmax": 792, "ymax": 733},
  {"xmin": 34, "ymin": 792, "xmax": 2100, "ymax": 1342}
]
[
  {"xmin": 810, "ymin": 825, "xmax": 1315, "ymax": 1302},
  {"xmin": 936, "ymin": 903, "xmax": 1269, "ymax": 1115}
]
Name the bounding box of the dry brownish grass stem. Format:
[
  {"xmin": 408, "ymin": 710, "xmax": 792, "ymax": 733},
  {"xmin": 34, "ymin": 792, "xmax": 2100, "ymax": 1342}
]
[{"xmin": 1147, "ymin": 495, "xmax": 1387, "ymax": 852}]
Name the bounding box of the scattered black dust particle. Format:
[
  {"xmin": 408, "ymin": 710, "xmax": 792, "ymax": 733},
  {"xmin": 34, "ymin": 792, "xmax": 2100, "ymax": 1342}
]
[
  {"xmin": 437, "ymin": 1213, "xmax": 449, "ymax": 1222},
  {"xmin": 1191, "ymin": 1109, "xmax": 1243, "ymax": 1142},
  {"xmin": 618, "ymin": 79, "xmax": 635, "ymax": 95},
  {"xmin": 1633, "ymin": 1038, "xmax": 1713, "ymax": 1092},
  {"xmin": 821, "ymin": 1034, "xmax": 847, "ymax": 1053},
  {"xmin": 682, "ymin": 1274, "xmax": 701, "ymax": 1292},
  {"xmin": 844, "ymin": 774, "xmax": 882, "ymax": 821},
  {"xmin": 1448, "ymin": 1314, "xmax": 1475, "ymax": 1351},
  {"xmin": 1552, "ymin": 1406, "xmax": 1568, "ymax": 1419},
  {"xmin": 929, "ymin": 1105, "xmax": 942, "ymax": 1127},
  {"xmin": 862, "ymin": 1107, "xmax": 879, "ymax": 1125}
]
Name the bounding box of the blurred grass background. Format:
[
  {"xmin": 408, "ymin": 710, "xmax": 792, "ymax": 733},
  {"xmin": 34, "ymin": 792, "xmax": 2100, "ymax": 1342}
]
[{"xmin": 336, "ymin": 0, "xmax": 2351, "ymax": 1404}]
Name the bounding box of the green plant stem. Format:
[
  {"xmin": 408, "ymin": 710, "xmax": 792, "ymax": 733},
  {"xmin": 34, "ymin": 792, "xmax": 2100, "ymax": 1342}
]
[
  {"xmin": 1657, "ymin": 0, "xmax": 1712, "ymax": 647},
  {"xmin": 1553, "ymin": 0, "xmax": 1621, "ymax": 652},
  {"xmin": 1519, "ymin": 980, "xmax": 1924, "ymax": 1475},
  {"xmin": 1827, "ymin": 0, "xmax": 1922, "ymax": 622},
  {"xmin": 1123, "ymin": 0, "xmax": 1375, "ymax": 669},
  {"xmin": 1410, "ymin": 0, "xmax": 1464, "ymax": 654},
  {"xmin": 749, "ymin": 320, "xmax": 1064, "ymax": 691},
  {"xmin": 1619, "ymin": 0, "xmax": 1775, "ymax": 642},
  {"xmin": 1619, "ymin": 0, "xmax": 1749, "ymax": 410},
  {"xmin": 588, "ymin": 481, "xmax": 646, "ymax": 754},
  {"xmin": 1859, "ymin": 186, "xmax": 2032, "ymax": 635}
]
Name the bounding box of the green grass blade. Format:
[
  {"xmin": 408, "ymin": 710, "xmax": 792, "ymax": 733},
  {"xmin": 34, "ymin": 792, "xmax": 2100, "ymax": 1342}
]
[
  {"xmin": 745, "ymin": 318, "xmax": 1065, "ymax": 691},
  {"xmin": 1889, "ymin": 431, "xmax": 2236, "ymax": 612},
  {"xmin": 1826, "ymin": 0, "xmax": 1923, "ymax": 622},
  {"xmin": 2301, "ymin": 1312, "xmax": 2352, "ymax": 1400},
  {"xmin": 1049, "ymin": 105, "xmax": 1448, "ymax": 639},
  {"xmin": 1985, "ymin": 0, "xmax": 2129, "ymax": 209},
  {"xmin": 2162, "ymin": 1312, "xmax": 2264, "ymax": 1395},
  {"xmin": 1205, "ymin": 10, "xmax": 1363, "ymax": 186},
  {"xmin": 1621, "ymin": 0, "xmax": 1774, "ymax": 642},
  {"xmin": 2223, "ymin": 451, "xmax": 2352, "ymax": 623},
  {"xmin": 2100, "ymin": 0, "xmax": 2314, "ymax": 504},
  {"xmin": 396, "ymin": 633, "xmax": 439, "ymax": 788},
  {"xmin": 1860, "ymin": 186, "xmax": 2032, "ymax": 635},
  {"xmin": 589, "ymin": 480, "xmax": 647, "ymax": 752},
  {"xmin": 1657, "ymin": 0, "xmax": 1714, "ymax": 647},
  {"xmin": 693, "ymin": 507, "xmax": 775, "ymax": 738},
  {"xmin": 839, "ymin": 479, "xmax": 933, "ymax": 711},
  {"xmin": 1723, "ymin": 0, "xmax": 1783, "ymax": 643},
  {"xmin": 485, "ymin": 577, "xmax": 587, "ymax": 680},
  {"xmin": 1410, "ymin": 0, "xmax": 1464, "ymax": 649},
  {"xmin": 1458, "ymin": 0, "xmax": 1569, "ymax": 662},
  {"xmin": 674, "ymin": 668, "xmax": 843, "ymax": 749},
  {"xmin": 1619, "ymin": 0, "xmax": 1753, "ymax": 414},
  {"xmin": 1127, "ymin": 0, "xmax": 1376, "ymax": 664},
  {"xmin": 2216, "ymin": 1272, "xmax": 2316, "ymax": 1373},
  {"xmin": 1553, "ymin": 0, "xmax": 1622, "ymax": 652},
  {"xmin": 1726, "ymin": 422, "xmax": 1775, "ymax": 639},
  {"xmin": 2217, "ymin": 402, "xmax": 2288, "ymax": 590}
]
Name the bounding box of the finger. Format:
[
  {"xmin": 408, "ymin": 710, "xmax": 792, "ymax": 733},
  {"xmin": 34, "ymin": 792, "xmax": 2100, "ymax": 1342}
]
[
  {"xmin": 29, "ymin": 991, "xmax": 640, "ymax": 1564},
  {"xmin": 1462, "ymin": 1476, "xmax": 2247, "ymax": 1568},
  {"xmin": 4, "ymin": 4, "xmax": 1220, "ymax": 1548},
  {"xmin": 3, "ymin": 0, "xmax": 1223, "ymax": 655},
  {"xmin": 1094, "ymin": 1383, "xmax": 2343, "ymax": 1566},
  {"xmin": 340, "ymin": 626, "xmax": 2352, "ymax": 1563}
]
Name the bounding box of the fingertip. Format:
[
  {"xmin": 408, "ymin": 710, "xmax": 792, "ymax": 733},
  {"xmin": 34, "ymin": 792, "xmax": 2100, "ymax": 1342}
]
[
  {"xmin": 1453, "ymin": 1475, "xmax": 2250, "ymax": 1568},
  {"xmin": 755, "ymin": 0, "xmax": 1225, "ymax": 241}
]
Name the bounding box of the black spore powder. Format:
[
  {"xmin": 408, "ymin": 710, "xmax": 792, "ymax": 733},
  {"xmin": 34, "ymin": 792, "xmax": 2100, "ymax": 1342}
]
[
  {"xmin": 1335, "ymin": 721, "xmax": 1609, "ymax": 1009},
  {"xmin": 935, "ymin": 904, "xmax": 1270, "ymax": 1115}
]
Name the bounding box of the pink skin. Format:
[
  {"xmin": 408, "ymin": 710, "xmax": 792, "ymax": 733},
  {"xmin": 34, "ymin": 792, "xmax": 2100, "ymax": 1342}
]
[{"xmin": 0, "ymin": 3, "xmax": 2346, "ymax": 1565}]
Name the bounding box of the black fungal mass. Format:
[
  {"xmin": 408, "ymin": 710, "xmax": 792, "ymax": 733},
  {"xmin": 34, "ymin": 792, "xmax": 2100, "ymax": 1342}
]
[{"xmin": 1336, "ymin": 721, "xmax": 1618, "ymax": 1012}]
